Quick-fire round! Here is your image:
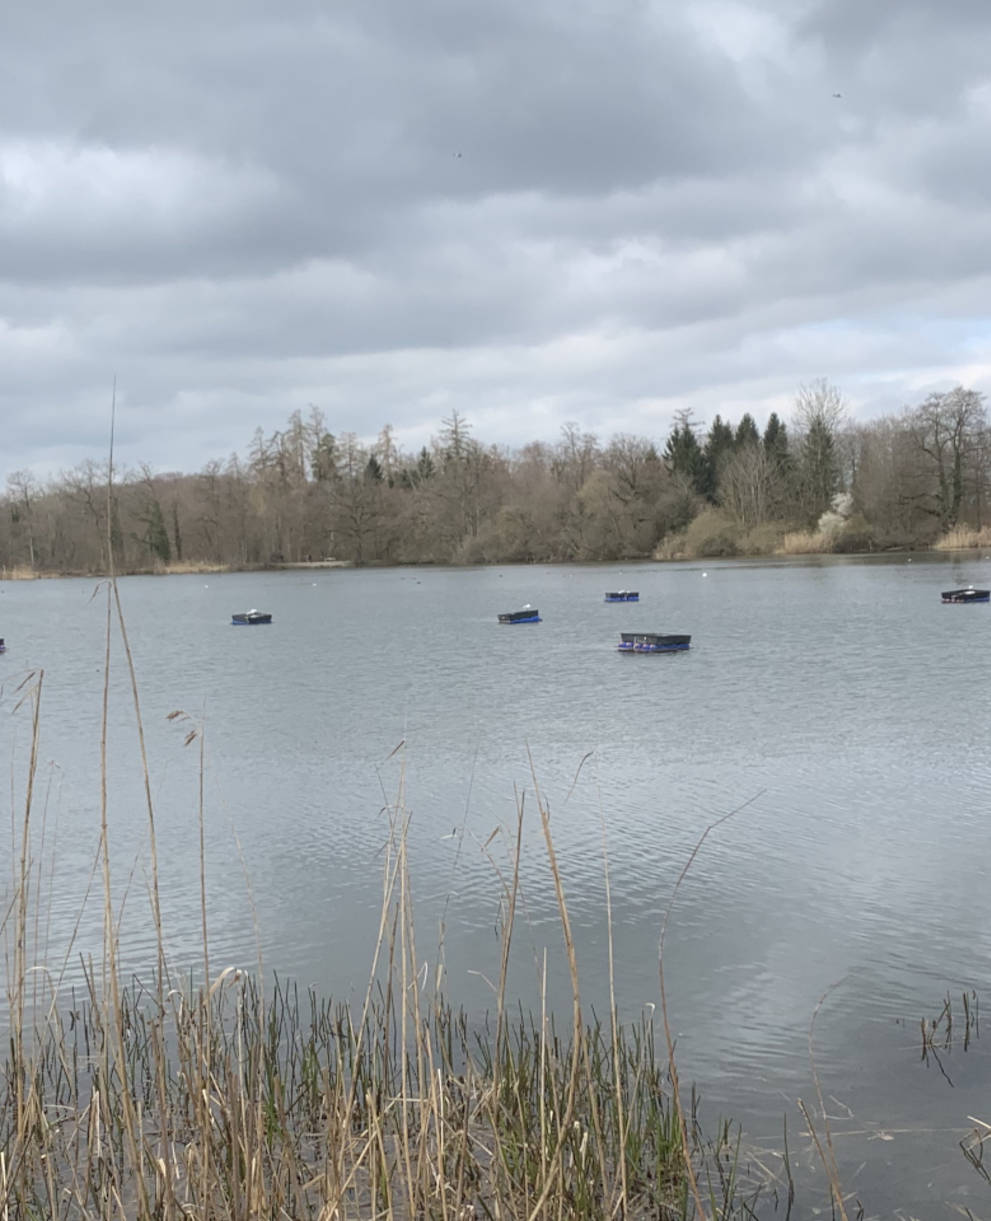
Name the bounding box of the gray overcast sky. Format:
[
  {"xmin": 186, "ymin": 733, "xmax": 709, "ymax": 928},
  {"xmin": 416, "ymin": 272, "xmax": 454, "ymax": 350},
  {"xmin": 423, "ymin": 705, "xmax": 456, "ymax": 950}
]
[{"xmin": 3, "ymin": 0, "xmax": 991, "ymax": 483}]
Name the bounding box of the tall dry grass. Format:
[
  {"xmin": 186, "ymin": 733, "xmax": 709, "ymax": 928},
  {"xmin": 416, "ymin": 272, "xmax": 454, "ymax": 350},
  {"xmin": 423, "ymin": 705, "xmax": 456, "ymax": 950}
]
[
  {"xmin": 0, "ymin": 565, "xmax": 43, "ymax": 580},
  {"xmin": 160, "ymin": 560, "xmax": 231, "ymax": 575},
  {"xmin": 115, "ymin": 560, "xmax": 232, "ymax": 576},
  {"xmin": 933, "ymin": 525, "xmax": 991, "ymax": 551},
  {"xmin": 775, "ymin": 531, "xmax": 834, "ymax": 556}
]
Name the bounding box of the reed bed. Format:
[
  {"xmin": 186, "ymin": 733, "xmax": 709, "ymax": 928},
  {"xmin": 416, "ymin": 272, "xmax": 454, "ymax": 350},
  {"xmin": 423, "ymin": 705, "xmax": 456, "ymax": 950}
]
[
  {"xmin": 0, "ymin": 564, "xmax": 43, "ymax": 580},
  {"xmin": 774, "ymin": 531, "xmax": 834, "ymax": 556},
  {"xmin": 933, "ymin": 525, "xmax": 991, "ymax": 551},
  {"xmin": 0, "ymin": 966, "xmax": 762, "ymax": 1219},
  {"xmin": 0, "ymin": 591, "xmax": 777, "ymax": 1220},
  {"xmin": 159, "ymin": 560, "xmax": 232, "ymax": 575}
]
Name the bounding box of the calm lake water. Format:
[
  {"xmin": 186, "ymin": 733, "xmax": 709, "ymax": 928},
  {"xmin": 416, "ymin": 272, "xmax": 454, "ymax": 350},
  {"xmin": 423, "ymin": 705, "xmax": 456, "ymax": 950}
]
[{"xmin": 2, "ymin": 554, "xmax": 991, "ymax": 1216}]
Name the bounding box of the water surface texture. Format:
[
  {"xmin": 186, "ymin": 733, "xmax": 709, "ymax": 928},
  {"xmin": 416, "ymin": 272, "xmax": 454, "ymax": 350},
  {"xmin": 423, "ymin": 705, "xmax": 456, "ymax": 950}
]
[{"xmin": 2, "ymin": 555, "xmax": 991, "ymax": 1216}]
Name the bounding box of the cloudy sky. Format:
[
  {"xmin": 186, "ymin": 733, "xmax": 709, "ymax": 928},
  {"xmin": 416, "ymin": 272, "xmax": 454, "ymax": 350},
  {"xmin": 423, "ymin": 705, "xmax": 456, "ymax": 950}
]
[{"xmin": 3, "ymin": 0, "xmax": 991, "ymax": 483}]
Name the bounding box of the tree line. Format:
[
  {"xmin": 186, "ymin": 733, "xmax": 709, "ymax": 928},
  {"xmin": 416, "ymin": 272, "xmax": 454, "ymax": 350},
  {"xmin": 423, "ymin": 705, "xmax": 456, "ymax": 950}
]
[{"xmin": 2, "ymin": 380, "xmax": 989, "ymax": 574}]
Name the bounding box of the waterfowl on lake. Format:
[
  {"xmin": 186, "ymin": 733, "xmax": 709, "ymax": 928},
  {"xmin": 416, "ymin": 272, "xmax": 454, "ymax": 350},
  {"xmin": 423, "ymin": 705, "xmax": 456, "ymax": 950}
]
[
  {"xmin": 617, "ymin": 632, "xmax": 691, "ymax": 653},
  {"xmin": 232, "ymin": 609, "xmax": 273, "ymax": 625},
  {"xmin": 604, "ymin": 590, "xmax": 639, "ymax": 602},
  {"xmin": 941, "ymin": 587, "xmax": 990, "ymax": 604},
  {"xmin": 0, "ymin": 638, "xmax": 5, "ymax": 653},
  {"xmin": 498, "ymin": 605, "xmax": 541, "ymax": 624}
]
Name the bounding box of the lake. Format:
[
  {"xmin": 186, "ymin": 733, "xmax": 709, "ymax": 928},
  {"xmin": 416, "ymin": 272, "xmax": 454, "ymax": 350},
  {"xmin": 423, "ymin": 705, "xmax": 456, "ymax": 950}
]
[{"xmin": 2, "ymin": 554, "xmax": 991, "ymax": 1216}]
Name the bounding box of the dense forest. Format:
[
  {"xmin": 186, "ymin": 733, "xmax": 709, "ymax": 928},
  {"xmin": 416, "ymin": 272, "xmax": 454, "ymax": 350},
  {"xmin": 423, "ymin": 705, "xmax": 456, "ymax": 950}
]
[{"xmin": 2, "ymin": 380, "xmax": 990, "ymax": 574}]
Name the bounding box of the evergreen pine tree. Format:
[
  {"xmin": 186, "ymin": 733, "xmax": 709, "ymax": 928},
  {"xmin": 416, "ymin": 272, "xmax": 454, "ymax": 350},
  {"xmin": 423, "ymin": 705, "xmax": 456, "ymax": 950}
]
[
  {"xmin": 703, "ymin": 414, "xmax": 735, "ymax": 500},
  {"xmin": 795, "ymin": 379, "xmax": 845, "ymax": 524},
  {"xmin": 144, "ymin": 499, "xmax": 171, "ymax": 564},
  {"xmin": 762, "ymin": 412, "xmax": 789, "ymax": 466},
  {"xmin": 663, "ymin": 411, "xmax": 708, "ymax": 495},
  {"xmin": 801, "ymin": 417, "xmax": 839, "ymax": 522},
  {"xmin": 735, "ymin": 413, "xmax": 760, "ymax": 449},
  {"xmin": 761, "ymin": 412, "xmax": 795, "ymax": 518}
]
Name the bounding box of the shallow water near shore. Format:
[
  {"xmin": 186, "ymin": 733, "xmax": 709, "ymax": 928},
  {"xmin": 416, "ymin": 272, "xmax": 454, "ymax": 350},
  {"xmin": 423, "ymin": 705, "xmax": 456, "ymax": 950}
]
[{"xmin": 3, "ymin": 553, "xmax": 991, "ymax": 1215}]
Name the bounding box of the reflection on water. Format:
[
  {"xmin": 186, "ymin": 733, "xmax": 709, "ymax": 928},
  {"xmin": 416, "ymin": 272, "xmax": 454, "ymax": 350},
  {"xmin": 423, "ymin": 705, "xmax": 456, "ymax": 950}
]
[{"xmin": 3, "ymin": 553, "xmax": 991, "ymax": 1215}]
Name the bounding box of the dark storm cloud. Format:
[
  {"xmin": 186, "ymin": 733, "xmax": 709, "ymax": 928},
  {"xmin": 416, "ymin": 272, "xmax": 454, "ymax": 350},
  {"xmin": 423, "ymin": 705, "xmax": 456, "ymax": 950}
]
[{"xmin": 3, "ymin": 0, "xmax": 991, "ymax": 480}]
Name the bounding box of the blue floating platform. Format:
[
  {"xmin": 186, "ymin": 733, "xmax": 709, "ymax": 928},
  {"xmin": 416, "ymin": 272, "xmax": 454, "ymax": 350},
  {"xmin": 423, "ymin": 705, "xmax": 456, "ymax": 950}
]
[
  {"xmin": 942, "ymin": 588, "xmax": 989, "ymax": 604},
  {"xmin": 498, "ymin": 608, "xmax": 541, "ymax": 623},
  {"xmin": 232, "ymin": 610, "xmax": 273, "ymax": 625},
  {"xmin": 618, "ymin": 632, "xmax": 690, "ymax": 653}
]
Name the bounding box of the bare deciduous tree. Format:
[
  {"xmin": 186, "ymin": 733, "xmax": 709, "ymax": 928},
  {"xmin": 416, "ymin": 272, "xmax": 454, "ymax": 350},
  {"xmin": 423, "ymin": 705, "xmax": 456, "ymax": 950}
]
[
  {"xmin": 905, "ymin": 386, "xmax": 986, "ymax": 531},
  {"xmin": 719, "ymin": 444, "xmax": 774, "ymax": 528}
]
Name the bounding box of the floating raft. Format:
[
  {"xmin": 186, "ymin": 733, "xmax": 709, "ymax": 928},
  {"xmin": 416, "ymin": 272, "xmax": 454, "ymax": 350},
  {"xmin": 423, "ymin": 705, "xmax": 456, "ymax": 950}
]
[
  {"xmin": 605, "ymin": 590, "xmax": 639, "ymax": 602},
  {"xmin": 498, "ymin": 607, "xmax": 541, "ymax": 624},
  {"xmin": 618, "ymin": 632, "xmax": 691, "ymax": 653},
  {"xmin": 941, "ymin": 588, "xmax": 990, "ymax": 604},
  {"xmin": 232, "ymin": 610, "xmax": 273, "ymax": 625}
]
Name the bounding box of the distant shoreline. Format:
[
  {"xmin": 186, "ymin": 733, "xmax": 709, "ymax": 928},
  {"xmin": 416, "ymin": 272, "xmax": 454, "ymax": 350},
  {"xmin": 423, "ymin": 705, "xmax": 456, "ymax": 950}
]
[
  {"xmin": 3, "ymin": 543, "xmax": 989, "ymax": 582},
  {"xmin": 276, "ymin": 560, "xmax": 355, "ymax": 569},
  {"xmin": 0, "ymin": 559, "xmax": 357, "ymax": 580}
]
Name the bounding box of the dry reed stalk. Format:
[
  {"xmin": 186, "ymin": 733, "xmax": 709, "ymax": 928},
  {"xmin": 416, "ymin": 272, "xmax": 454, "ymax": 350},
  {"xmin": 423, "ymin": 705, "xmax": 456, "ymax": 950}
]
[
  {"xmin": 195, "ymin": 716, "xmax": 212, "ymax": 1213},
  {"xmin": 657, "ymin": 793, "xmax": 765, "ymax": 1221},
  {"xmin": 9, "ymin": 671, "xmax": 42, "ymax": 1186},
  {"xmin": 396, "ymin": 787, "xmax": 418, "ymax": 1218},
  {"xmin": 525, "ymin": 749, "xmax": 584, "ymax": 1221},
  {"xmin": 797, "ymin": 984, "xmax": 851, "ymax": 1221},
  {"xmin": 107, "ymin": 574, "xmax": 174, "ymax": 1209},
  {"xmin": 473, "ymin": 785, "xmax": 527, "ymax": 1202},
  {"xmin": 321, "ymin": 754, "xmax": 412, "ymax": 1216},
  {"xmin": 596, "ymin": 772, "xmax": 629, "ymax": 1218},
  {"xmin": 99, "ymin": 390, "xmax": 154, "ymax": 1221}
]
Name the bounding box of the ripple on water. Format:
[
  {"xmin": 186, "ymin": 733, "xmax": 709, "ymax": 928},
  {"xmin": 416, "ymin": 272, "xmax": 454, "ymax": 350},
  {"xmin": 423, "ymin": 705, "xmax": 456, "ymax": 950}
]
[{"xmin": 4, "ymin": 560, "xmax": 991, "ymax": 1211}]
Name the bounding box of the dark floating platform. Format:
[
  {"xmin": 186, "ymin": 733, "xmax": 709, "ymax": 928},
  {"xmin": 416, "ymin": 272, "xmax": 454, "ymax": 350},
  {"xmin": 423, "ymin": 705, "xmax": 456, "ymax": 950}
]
[
  {"xmin": 498, "ymin": 607, "xmax": 541, "ymax": 624},
  {"xmin": 232, "ymin": 610, "xmax": 273, "ymax": 625},
  {"xmin": 618, "ymin": 632, "xmax": 691, "ymax": 653},
  {"xmin": 941, "ymin": 588, "xmax": 990, "ymax": 604},
  {"xmin": 605, "ymin": 590, "xmax": 639, "ymax": 602}
]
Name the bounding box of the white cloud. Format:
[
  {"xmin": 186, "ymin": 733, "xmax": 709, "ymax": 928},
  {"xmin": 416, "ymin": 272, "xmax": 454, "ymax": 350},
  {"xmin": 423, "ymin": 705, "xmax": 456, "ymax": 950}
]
[{"xmin": 3, "ymin": 0, "xmax": 991, "ymax": 482}]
